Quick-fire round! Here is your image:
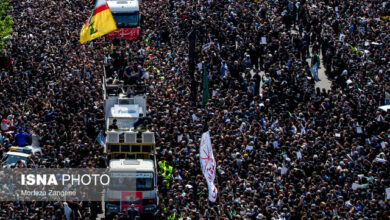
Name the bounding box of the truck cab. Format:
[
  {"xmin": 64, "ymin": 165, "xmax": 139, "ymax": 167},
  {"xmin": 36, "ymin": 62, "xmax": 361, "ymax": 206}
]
[
  {"xmin": 106, "ymin": 159, "xmax": 157, "ymax": 215},
  {"xmin": 106, "ymin": 0, "xmax": 141, "ymax": 41}
]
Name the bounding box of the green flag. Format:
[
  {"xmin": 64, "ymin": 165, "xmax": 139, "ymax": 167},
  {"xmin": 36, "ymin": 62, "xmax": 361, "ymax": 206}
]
[
  {"xmin": 350, "ymin": 45, "xmax": 360, "ymax": 56},
  {"xmin": 153, "ymin": 66, "xmax": 161, "ymax": 74},
  {"xmin": 202, "ymin": 67, "xmax": 210, "ymax": 105},
  {"xmin": 355, "ymin": 82, "xmax": 361, "ymax": 91},
  {"xmin": 167, "ymin": 212, "xmax": 176, "ymax": 220}
]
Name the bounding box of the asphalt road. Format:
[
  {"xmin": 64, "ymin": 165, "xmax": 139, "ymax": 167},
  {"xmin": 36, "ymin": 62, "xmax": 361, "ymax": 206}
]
[
  {"xmin": 252, "ymin": 45, "xmax": 332, "ymax": 97},
  {"xmin": 309, "ymin": 53, "xmax": 332, "ymax": 91}
]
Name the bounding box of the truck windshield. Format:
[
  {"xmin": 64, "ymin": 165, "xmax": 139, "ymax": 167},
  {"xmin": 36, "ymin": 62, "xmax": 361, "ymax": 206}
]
[
  {"xmin": 108, "ymin": 118, "xmax": 137, "ymax": 130},
  {"xmin": 113, "ymin": 12, "xmax": 139, "ymax": 28},
  {"xmin": 109, "ymin": 172, "xmax": 154, "ymax": 191}
]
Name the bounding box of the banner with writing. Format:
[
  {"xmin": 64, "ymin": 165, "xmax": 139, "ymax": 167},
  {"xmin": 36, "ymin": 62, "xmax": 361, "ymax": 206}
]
[{"xmin": 200, "ymin": 131, "xmax": 218, "ymax": 202}]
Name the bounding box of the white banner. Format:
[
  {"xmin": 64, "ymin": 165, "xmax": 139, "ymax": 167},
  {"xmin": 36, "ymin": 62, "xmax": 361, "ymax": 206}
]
[{"xmin": 200, "ymin": 131, "xmax": 218, "ymax": 202}]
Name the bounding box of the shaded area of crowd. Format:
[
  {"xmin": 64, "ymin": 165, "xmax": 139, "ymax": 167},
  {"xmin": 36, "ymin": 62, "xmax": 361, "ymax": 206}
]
[
  {"xmin": 134, "ymin": 0, "xmax": 390, "ymax": 219},
  {"xmin": 0, "ymin": 0, "xmax": 107, "ymax": 218}
]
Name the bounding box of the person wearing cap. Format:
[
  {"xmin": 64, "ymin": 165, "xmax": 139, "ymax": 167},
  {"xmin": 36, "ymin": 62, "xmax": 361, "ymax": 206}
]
[{"xmin": 0, "ymin": 119, "xmax": 11, "ymax": 133}]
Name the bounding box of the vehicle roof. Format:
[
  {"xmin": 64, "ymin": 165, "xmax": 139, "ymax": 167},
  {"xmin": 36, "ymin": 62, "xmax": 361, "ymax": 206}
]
[
  {"xmin": 107, "ymin": 0, "xmax": 139, "ymax": 12},
  {"xmin": 5, "ymin": 151, "xmax": 30, "ymax": 157},
  {"xmin": 9, "ymin": 145, "xmax": 42, "ymax": 155},
  {"xmin": 109, "ymin": 159, "xmax": 154, "ymax": 171}
]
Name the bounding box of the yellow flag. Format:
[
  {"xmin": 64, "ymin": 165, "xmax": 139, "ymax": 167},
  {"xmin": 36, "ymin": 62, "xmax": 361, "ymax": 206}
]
[{"xmin": 80, "ymin": 0, "xmax": 117, "ymax": 44}]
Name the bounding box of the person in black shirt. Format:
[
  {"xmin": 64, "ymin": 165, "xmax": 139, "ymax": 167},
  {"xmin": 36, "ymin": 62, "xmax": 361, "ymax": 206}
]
[
  {"xmin": 109, "ymin": 119, "xmax": 118, "ymax": 130},
  {"xmin": 125, "ymin": 204, "xmax": 140, "ymax": 220}
]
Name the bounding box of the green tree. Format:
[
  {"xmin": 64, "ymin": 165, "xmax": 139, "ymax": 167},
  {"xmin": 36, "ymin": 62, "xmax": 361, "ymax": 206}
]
[{"xmin": 0, "ymin": 0, "xmax": 13, "ymax": 54}]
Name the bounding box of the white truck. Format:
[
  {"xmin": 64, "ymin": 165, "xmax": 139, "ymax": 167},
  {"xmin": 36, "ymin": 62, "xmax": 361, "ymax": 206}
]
[
  {"xmin": 103, "ymin": 72, "xmax": 157, "ymax": 217},
  {"xmin": 106, "ymin": 159, "xmax": 157, "ymax": 215},
  {"xmin": 106, "ymin": 0, "xmax": 141, "ymax": 41}
]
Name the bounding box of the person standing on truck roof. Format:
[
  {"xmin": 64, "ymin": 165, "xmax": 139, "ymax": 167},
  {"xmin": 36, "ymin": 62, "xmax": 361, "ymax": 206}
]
[
  {"xmin": 112, "ymin": 49, "xmax": 126, "ymax": 74},
  {"xmin": 123, "ymin": 64, "xmax": 135, "ymax": 85},
  {"xmin": 109, "ymin": 119, "xmax": 118, "ymax": 130},
  {"xmin": 136, "ymin": 65, "xmax": 145, "ymax": 81}
]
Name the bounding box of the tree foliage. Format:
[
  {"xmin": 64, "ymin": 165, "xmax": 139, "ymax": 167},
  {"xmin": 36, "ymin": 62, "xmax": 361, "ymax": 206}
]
[{"xmin": 0, "ymin": 0, "xmax": 13, "ymax": 53}]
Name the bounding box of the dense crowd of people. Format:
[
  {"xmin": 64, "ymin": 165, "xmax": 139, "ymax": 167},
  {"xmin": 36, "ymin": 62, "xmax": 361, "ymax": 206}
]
[
  {"xmin": 0, "ymin": 0, "xmax": 106, "ymax": 218},
  {"xmin": 0, "ymin": 0, "xmax": 389, "ymax": 219}
]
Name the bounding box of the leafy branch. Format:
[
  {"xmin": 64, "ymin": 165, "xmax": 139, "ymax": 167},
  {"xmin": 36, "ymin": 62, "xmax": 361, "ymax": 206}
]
[{"xmin": 0, "ymin": 0, "xmax": 13, "ymax": 54}]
